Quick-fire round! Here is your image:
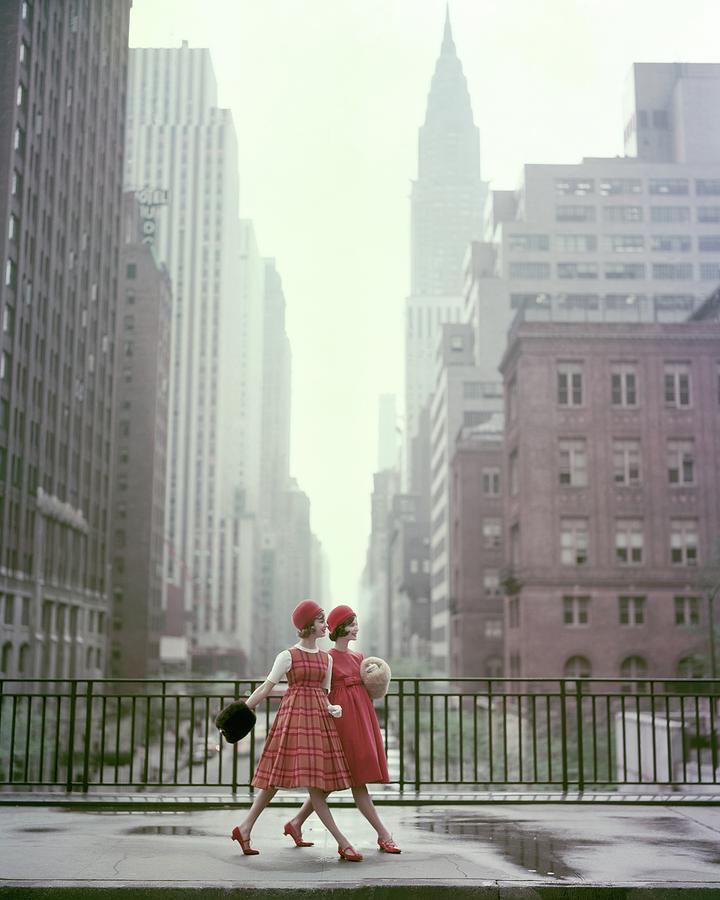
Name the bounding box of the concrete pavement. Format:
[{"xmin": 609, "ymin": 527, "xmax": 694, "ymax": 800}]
[{"xmin": 1, "ymin": 801, "xmax": 720, "ymax": 896}]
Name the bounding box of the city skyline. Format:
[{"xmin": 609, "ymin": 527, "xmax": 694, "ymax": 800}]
[{"xmin": 128, "ymin": 0, "xmax": 720, "ymax": 600}]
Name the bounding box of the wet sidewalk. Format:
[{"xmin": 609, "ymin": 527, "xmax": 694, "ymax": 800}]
[{"xmin": 1, "ymin": 801, "xmax": 720, "ymax": 896}]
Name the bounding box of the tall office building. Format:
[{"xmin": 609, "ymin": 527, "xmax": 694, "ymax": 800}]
[
  {"xmin": 0, "ymin": 1, "xmax": 131, "ymax": 677},
  {"xmin": 110, "ymin": 195, "xmax": 171, "ymax": 678},
  {"xmin": 405, "ymin": 8, "xmax": 487, "ymax": 447},
  {"xmin": 125, "ymin": 45, "xmax": 252, "ymax": 671}
]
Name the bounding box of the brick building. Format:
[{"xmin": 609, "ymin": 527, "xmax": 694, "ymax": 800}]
[{"xmin": 499, "ymin": 292, "xmax": 720, "ymax": 679}]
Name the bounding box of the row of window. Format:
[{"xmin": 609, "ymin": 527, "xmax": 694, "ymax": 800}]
[
  {"xmin": 508, "ymin": 651, "xmax": 702, "ymax": 680},
  {"xmin": 507, "ymin": 594, "xmax": 702, "ymax": 629},
  {"xmin": 554, "ymin": 177, "xmax": 720, "ymax": 198},
  {"xmin": 0, "ymin": 641, "xmax": 103, "ymax": 677},
  {"xmin": 509, "ymin": 261, "xmax": 720, "ymax": 280},
  {"xmin": 510, "ymin": 293, "xmax": 697, "ymax": 313},
  {"xmin": 508, "ymin": 233, "xmax": 720, "ymax": 253},
  {"xmin": 555, "ymin": 204, "xmax": 720, "ymax": 223},
  {"xmin": 550, "ymin": 361, "xmax": 705, "ymax": 409}
]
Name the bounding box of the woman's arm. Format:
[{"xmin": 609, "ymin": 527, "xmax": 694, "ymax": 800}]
[{"xmin": 245, "ymin": 679, "xmax": 276, "ymax": 710}]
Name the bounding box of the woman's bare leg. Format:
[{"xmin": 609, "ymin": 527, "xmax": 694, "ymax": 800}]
[
  {"xmin": 351, "ymin": 785, "xmax": 392, "ymax": 841},
  {"xmin": 307, "ymin": 787, "xmax": 357, "ymax": 851},
  {"xmin": 236, "ymin": 787, "xmax": 277, "ymax": 840},
  {"xmin": 288, "ymin": 795, "xmax": 315, "ymax": 833}
]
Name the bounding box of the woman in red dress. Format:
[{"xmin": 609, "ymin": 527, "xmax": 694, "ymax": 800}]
[
  {"xmin": 286, "ymin": 604, "xmax": 401, "ymax": 854},
  {"xmin": 230, "ymin": 600, "xmax": 362, "ymax": 861}
]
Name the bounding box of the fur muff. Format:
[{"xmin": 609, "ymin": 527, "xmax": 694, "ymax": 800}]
[
  {"xmin": 360, "ymin": 656, "xmax": 391, "ymax": 699},
  {"xmin": 214, "ymin": 699, "xmax": 257, "ymax": 743}
]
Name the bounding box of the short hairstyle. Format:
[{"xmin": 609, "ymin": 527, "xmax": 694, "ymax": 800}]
[
  {"xmin": 297, "ymin": 612, "xmax": 324, "ymax": 639},
  {"xmin": 329, "ymin": 614, "xmax": 356, "ymax": 642}
]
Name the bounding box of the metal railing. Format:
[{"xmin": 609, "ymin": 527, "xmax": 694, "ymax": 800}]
[{"xmin": 1, "ymin": 676, "xmax": 719, "ymax": 795}]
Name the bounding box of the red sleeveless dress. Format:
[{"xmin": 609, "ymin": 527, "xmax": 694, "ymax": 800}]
[
  {"xmin": 328, "ymin": 648, "xmax": 390, "ymax": 786},
  {"xmin": 252, "ymin": 647, "xmax": 351, "ymax": 791}
]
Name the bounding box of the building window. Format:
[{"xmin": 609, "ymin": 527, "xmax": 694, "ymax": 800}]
[
  {"xmin": 558, "ymin": 438, "xmax": 587, "ymax": 487},
  {"xmin": 664, "ymin": 363, "xmax": 691, "ymax": 407},
  {"xmin": 649, "ymin": 178, "xmax": 689, "ymax": 195},
  {"xmin": 699, "ymin": 236, "xmax": 720, "ymax": 252},
  {"xmin": 674, "ymin": 596, "xmax": 700, "ymax": 626},
  {"xmin": 509, "ymin": 262, "xmax": 550, "ymax": 279},
  {"xmin": 613, "ymin": 439, "xmax": 641, "ymax": 486},
  {"xmin": 620, "ymin": 656, "xmax": 648, "ymax": 682},
  {"xmin": 126, "ymin": 263, "xmax": 137, "ymax": 279},
  {"xmin": 650, "ymin": 206, "xmax": 690, "ymax": 223},
  {"xmin": 600, "ymin": 178, "xmax": 642, "ymax": 196},
  {"xmin": 560, "ymin": 518, "xmax": 588, "ymax": 566},
  {"xmin": 619, "ymin": 596, "xmax": 645, "ymax": 626},
  {"xmin": 509, "ymin": 524, "xmax": 520, "ymax": 567},
  {"xmin": 606, "ymin": 234, "xmax": 644, "ymax": 253},
  {"xmin": 696, "ymin": 179, "xmax": 720, "ymax": 196},
  {"xmin": 508, "ymin": 596, "xmax": 520, "ymax": 628},
  {"xmin": 700, "ymin": 263, "xmax": 720, "ymax": 281},
  {"xmin": 564, "ymin": 655, "xmax": 591, "ymax": 678},
  {"xmin": 482, "ymin": 468, "xmax": 500, "ymax": 496},
  {"xmin": 555, "ymin": 234, "xmax": 597, "ymax": 252},
  {"xmin": 557, "ymin": 205, "xmax": 596, "ymax": 223},
  {"xmin": 605, "ymin": 262, "xmax": 645, "ymax": 279},
  {"xmin": 615, "ymin": 519, "xmax": 644, "ymax": 565},
  {"xmin": 484, "ymin": 619, "xmax": 503, "ymax": 639},
  {"xmin": 563, "ymin": 595, "xmax": 590, "ymax": 626},
  {"xmin": 555, "ymin": 178, "xmax": 594, "ymax": 196},
  {"xmin": 14, "ymin": 126, "xmax": 25, "ymax": 154},
  {"xmin": 603, "ymin": 206, "xmax": 642, "ymax": 223},
  {"xmin": 651, "ymin": 234, "xmax": 691, "ymax": 252},
  {"xmin": 653, "ymin": 263, "xmax": 693, "ymax": 280},
  {"xmin": 667, "ymin": 439, "xmax": 694, "ymax": 485},
  {"xmin": 558, "ymin": 262, "xmax": 598, "ymax": 279},
  {"xmin": 5, "ymin": 259, "xmax": 17, "ymax": 290},
  {"xmin": 677, "ymin": 655, "xmax": 704, "ymax": 678},
  {"xmin": 611, "ymin": 365, "xmax": 637, "ymax": 406},
  {"xmin": 482, "ymin": 519, "xmax": 502, "ymax": 549},
  {"xmin": 3, "ymin": 595, "xmax": 14, "ymax": 625},
  {"xmin": 509, "ymin": 449, "xmax": 518, "ymax": 495},
  {"xmin": 557, "ymin": 363, "xmax": 583, "ymax": 406},
  {"xmin": 508, "ymin": 234, "xmax": 549, "ymax": 251},
  {"xmin": 484, "ymin": 573, "xmax": 500, "ymax": 596},
  {"xmin": 671, "ymin": 520, "xmax": 698, "ymax": 566},
  {"xmin": 698, "ymin": 207, "xmax": 720, "ymax": 223}
]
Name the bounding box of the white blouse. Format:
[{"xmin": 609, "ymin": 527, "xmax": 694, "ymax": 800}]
[{"xmin": 266, "ymin": 642, "xmax": 333, "ymax": 692}]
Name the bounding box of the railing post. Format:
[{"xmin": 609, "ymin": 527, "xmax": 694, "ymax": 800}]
[
  {"xmin": 575, "ymin": 679, "xmax": 584, "ymax": 792},
  {"xmin": 560, "ymin": 679, "xmax": 568, "ymax": 793},
  {"xmin": 414, "ymin": 679, "xmax": 420, "ymax": 792},
  {"xmin": 398, "ymin": 679, "xmax": 405, "ymax": 793},
  {"xmin": 231, "ymin": 680, "xmax": 240, "ymax": 797},
  {"xmin": 66, "ymin": 680, "xmax": 78, "ymax": 793},
  {"xmin": 81, "ymin": 680, "xmax": 94, "ymax": 793}
]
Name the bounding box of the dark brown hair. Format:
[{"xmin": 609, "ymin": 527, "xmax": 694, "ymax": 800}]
[
  {"xmin": 329, "ymin": 614, "xmax": 356, "ymax": 642},
  {"xmin": 297, "ymin": 612, "xmax": 324, "ymax": 639}
]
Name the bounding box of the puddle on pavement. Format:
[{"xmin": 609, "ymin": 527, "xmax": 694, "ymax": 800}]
[
  {"xmin": 124, "ymin": 825, "xmax": 209, "ymax": 836},
  {"xmin": 412, "ymin": 813, "xmax": 578, "ymax": 878},
  {"xmin": 18, "ymin": 827, "xmax": 65, "ymax": 833}
]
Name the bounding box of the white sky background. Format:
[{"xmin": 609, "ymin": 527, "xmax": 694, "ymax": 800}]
[{"xmin": 129, "ymin": 0, "xmax": 719, "ymax": 602}]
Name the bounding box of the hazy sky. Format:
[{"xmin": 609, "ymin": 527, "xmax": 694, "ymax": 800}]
[{"xmin": 129, "ymin": 0, "xmax": 719, "ymax": 600}]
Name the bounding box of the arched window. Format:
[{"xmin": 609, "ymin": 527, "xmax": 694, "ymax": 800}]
[
  {"xmin": 563, "ymin": 655, "xmax": 591, "ymax": 678},
  {"xmin": 1, "ymin": 642, "xmax": 13, "ymax": 674},
  {"xmin": 677, "ymin": 655, "xmax": 704, "ymax": 678},
  {"xmin": 621, "ymin": 655, "xmax": 647, "ymax": 678},
  {"xmin": 18, "ymin": 643, "xmax": 30, "ymax": 675}
]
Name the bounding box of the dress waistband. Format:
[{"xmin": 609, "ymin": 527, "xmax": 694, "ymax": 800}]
[
  {"xmin": 286, "ymin": 683, "xmax": 325, "ymax": 692},
  {"xmin": 335, "ymin": 675, "xmax": 363, "ymax": 687}
]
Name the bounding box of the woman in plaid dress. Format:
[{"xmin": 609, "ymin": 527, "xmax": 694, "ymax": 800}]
[{"xmin": 230, "ymin": 600, "xmax": 363, "ymax": 861}]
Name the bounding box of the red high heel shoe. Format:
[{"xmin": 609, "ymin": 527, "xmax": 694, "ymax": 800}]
[
  {"xmin": 377, "ymin": 837, "xmax": 401, "ymax": 854},
  {"xmin": 338, "ymin": 845, "xmax": 363, "ymax": 862},
  {"xmin": 231, "ymin": 825, "xmax": 259, "ymax": 855},
  {"xmin": 283, "ymin": 821, "xmax": 314, "ymax": 847}
]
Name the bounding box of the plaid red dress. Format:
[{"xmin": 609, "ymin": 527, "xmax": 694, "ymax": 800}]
[{"xmin": 252, "ymin": 647, "xmax": 352, "ymax": 791}]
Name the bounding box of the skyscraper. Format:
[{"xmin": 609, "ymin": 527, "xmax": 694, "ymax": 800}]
[
  {"xmin": 125, "ymin": 45, "xmax": 252, "ymax": 671},
  {"xmin": 405, "ymin": 8, "xmax": 487, "ymax": 448},
  {"xmin": 0, "ymin": 1, "xmax": 131, "ymax": 677}
]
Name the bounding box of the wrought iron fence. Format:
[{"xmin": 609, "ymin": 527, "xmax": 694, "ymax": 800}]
[{"xmin": 1, "ymin": 676, "xmax": 718, "ymax": 794}]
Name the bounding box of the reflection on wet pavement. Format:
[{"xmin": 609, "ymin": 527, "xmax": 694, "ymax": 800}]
[
  {"xmin": 124, "ymin": 825, "xmax": 209, "ymax": 836},
  {"xmin": 412, "ymin": 812, "xmax": 581, "ymax": 878}
]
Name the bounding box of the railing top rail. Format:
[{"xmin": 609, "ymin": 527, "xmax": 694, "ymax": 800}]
[{"xmin": 1, "ymin": 676, "xmax": 720, "ymax": 685}]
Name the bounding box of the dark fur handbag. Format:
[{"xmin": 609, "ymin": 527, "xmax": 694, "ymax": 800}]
[{"xmin": 214, "ymin": 699, "xmax": 257, "ymax": 743}]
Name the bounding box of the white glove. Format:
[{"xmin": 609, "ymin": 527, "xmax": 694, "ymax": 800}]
[{"xmin": 327, "ymin": 703, "xmax": 342, "ymax": 718}]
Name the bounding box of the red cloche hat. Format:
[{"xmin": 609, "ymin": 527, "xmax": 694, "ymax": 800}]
[
  {"xmin": 291, "ymin": 599, "xmax": 323, "ymax": 630},
  {"xmin": 327, "ymin": 604, "xmax": 357, "ymax": 633}
]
